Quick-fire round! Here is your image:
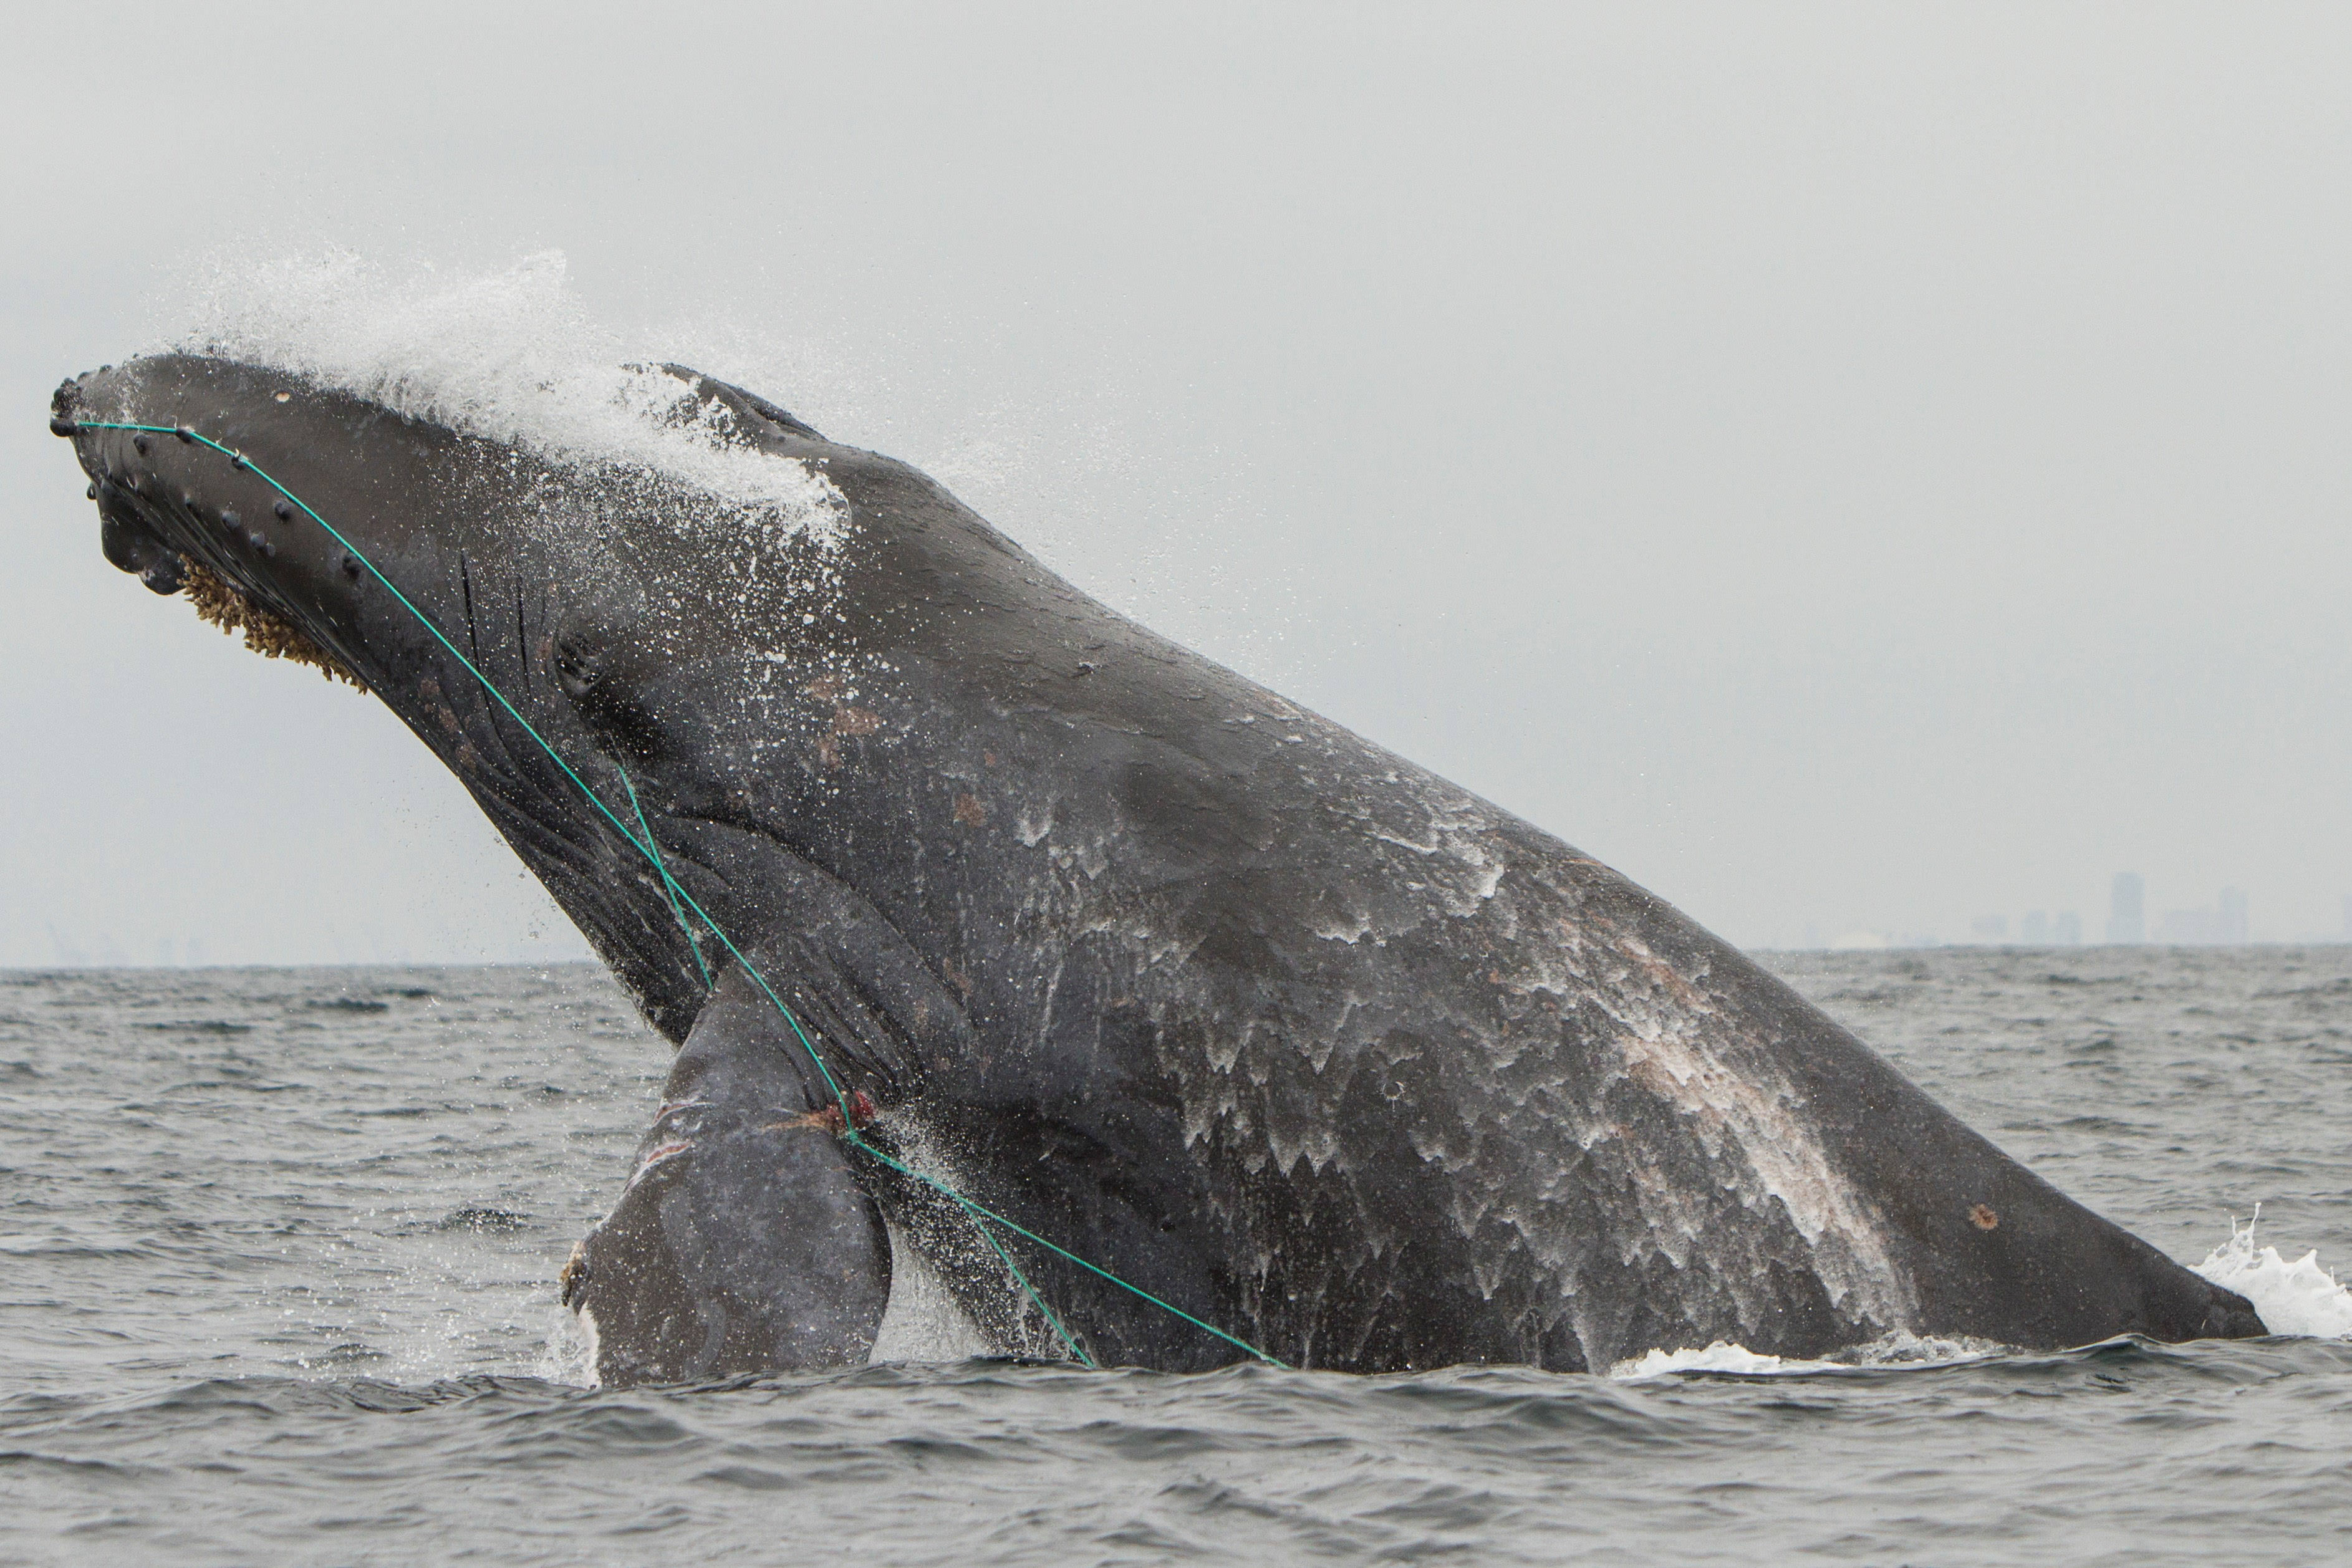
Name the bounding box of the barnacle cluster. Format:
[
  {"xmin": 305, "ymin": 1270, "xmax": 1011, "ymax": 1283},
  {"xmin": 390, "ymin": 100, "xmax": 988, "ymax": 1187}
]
[{"xmin": 178, "ymin": 556, "xmax": 366, "ymax": 691}]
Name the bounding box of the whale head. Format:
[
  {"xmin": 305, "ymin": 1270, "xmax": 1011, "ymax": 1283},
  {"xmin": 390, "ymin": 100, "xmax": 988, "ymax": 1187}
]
[
  {"xmin": 55, "ymin": 352, "xmax": 938, "ymax": 1377},
  {"xmin": 51, "ymin": 352, "xmax": 869, "ymax": 1039}
]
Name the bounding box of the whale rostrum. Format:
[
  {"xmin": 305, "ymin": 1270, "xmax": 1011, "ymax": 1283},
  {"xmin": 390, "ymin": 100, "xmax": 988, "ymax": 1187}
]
[{"xmin": 55, "ymin": 355, "xmax": 2265, "ymax": 1383}]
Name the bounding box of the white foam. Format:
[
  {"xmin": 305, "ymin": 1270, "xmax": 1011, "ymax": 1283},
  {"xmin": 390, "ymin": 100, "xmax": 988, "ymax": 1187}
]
[
  {"xmin": 1611, "ymin": 1341, "xmax": 1824, "ymax": 1379},
  {"xmin": 2193, "ymin": 1211, "xmax": 2352, "ymax": 1339},
  {"xmin": 178, "ymin": 250, "xmax": 846, "ymax": 547},
  {"xmin": 1609, "ymin": 1330, "xmax": 1997, "ymax": 1381}
]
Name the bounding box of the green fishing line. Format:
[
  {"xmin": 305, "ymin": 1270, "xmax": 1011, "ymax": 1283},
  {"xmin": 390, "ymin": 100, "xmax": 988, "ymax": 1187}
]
[{"xmin": 71, "ymin": 416, "xmax": 1287, "ymax": 1370}]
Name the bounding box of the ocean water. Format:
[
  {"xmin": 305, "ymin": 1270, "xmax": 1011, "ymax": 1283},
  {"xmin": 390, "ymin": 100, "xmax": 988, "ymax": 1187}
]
[{"xmin": 2, "ymin": 947, "xmax": 2347, "ymax": 1566}]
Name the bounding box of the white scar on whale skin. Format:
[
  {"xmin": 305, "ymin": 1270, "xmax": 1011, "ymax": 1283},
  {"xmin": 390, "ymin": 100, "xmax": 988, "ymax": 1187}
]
[
  {"xmin": 1312, "ymin": 910, "xmax": 1378, "ymax": 946},
  {"xmin": 1570, "ymin": 925, "xmax": 1917, "ymax": 1330},
  {"xmin": 622, "ymin": 1140, "xmax": 693, "ymax": 1191},
  {"xmin": 1612, "ymin": 992, "xmax": 1914, "ymax": 1322}
]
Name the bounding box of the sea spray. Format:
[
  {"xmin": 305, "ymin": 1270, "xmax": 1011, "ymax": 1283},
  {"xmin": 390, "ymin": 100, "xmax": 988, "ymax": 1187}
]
[
  {"xmin": 2194, "ymin": 1210, "xmax": 2352, "ymax": 1339},
  {"xmin": 1610, "ymin": 1331, "xmax": 1999, "ymax": 1380},
  {"xmin": 177, "ymin": 250, "xmax": 846, "ymax": 548}
]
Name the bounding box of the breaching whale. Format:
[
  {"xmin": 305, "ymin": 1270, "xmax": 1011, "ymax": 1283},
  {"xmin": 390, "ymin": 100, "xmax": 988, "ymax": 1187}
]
[{"xmin": 52, "ymin": 355, "xmax": 2264, "ymax": 1383}]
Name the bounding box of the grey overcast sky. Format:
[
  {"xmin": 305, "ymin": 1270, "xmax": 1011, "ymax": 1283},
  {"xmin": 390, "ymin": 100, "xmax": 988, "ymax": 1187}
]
[{"xmin": 4, "ymin": 3, "xmax": 2348, "ymax": 964}]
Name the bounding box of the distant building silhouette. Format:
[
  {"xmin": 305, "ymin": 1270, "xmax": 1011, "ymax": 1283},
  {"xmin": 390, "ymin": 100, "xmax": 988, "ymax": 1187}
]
[
  {"xmin": 2054, "ymin": 911, "xmax": 2083, "ymax": 945},
  {"xmin": 2149, "ymin": 887, "xmax": 2251, "ymax": 945},
  {"xmin": 1970, "ymin": 914, "xmax": 2009, "ymax": 943},
  {"xmin": 2020, "ymin": 911, "xmax": 2050, "ymax": 945},
  {"xmin": 2108, "ymin": 873, "xmax": 2144, "ymax": 944},
  {"xmin": 2217, "ymin": 887, "xmax": 2248, "ymax": 944},
  {"xmin": 2154, "ymin": 907, "xmax": 2219, "ymax": 944}
]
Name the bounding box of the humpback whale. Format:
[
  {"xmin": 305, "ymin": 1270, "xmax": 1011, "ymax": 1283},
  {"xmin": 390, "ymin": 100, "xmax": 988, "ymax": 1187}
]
[{"xmin": 52, "ymin": 355, "xmax": 2264, "ymax": 1383}]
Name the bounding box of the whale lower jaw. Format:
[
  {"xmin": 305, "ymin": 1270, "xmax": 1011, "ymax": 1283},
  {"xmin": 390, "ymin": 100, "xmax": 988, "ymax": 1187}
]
[{"xmin": 867, "ymin": 1219, "xmax": 998, "ymax": 1364}]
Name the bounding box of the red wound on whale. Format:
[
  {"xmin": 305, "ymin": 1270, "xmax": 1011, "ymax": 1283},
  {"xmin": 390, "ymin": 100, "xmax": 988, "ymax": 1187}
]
[
  {"xmin": 1970, "ymin": 1203, "xmax": 2000, "ymax": 1230},
  {"xmin": 773, "ymin": 1089, "xmax": 879, "ymax": 1136}
]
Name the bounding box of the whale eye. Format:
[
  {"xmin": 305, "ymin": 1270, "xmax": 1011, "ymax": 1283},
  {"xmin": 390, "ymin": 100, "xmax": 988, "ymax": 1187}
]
[
  {"xmin": 554, "ymin": 636, "xmax": 605, "ymax": 699},
  {"xmin": 554, "ymin": 613, "xmax": 669, "ymax": 762}
]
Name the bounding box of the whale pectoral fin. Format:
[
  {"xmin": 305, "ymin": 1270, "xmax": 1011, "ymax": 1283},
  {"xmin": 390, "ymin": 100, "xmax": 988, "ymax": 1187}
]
[{"xmin": 564, "ymin": 969, "xmax": 890, "ymax": 1386}]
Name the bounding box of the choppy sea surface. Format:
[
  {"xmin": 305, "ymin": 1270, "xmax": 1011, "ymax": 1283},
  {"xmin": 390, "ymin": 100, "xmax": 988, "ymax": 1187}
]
[{"xmin": 2, "ymin": 948, "xmax": 2347, "ymax": 1566}]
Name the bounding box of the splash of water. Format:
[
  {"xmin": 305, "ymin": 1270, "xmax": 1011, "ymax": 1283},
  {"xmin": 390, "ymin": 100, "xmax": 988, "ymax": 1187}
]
[
  {"xmin": 866, "ymin": 1220, "xmax": 995, "ymax": 1365},
  {"xmin": 534, "ymin": 1302, "xmax": 600, "ymax": 1389},
  {"xmin": 176, "ymin": 250, "xmax": 846, "ymax": 546},
  {"xmin": 1609, "ymin": 1330, "xmax": 1998, "ymax": 1380},
  {"xmin": 1610, "ymin": 1341, "xmax": 1821, "ymax": 1378},
  {"xmin": 2194, "ymin": 1210, "xmax": 2352, "ymax": 1339}
]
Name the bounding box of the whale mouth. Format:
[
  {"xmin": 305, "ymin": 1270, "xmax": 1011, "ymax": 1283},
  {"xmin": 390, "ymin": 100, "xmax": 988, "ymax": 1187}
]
[
  {"xmin": 176, "ymin": 556, "xmax": 366, "ymax": 691},
  {"xmin": 57, "ymin": 367, "xmax": 366, "ymax": 693}
]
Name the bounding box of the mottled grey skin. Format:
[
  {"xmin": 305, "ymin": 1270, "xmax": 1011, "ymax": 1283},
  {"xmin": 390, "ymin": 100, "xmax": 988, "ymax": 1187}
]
[{"xmin": 54, "ymin": 356, "xmax": 2265, "ymax": 1383}]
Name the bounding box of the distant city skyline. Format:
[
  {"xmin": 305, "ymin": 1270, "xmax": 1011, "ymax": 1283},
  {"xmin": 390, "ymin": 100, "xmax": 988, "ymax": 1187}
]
[
  {"xmin": 2108, "ymin": 873, "xmax": 2146, "ymax": 945},
  {"xmin": 1775, "ymin": 872, "xmax": 2341, "ymax": 951},
  {"xmin": 31, "ymin": 870, "xmax": 2352, "ymax": 965},
  {"xmin": 9, "ymin": 10, "xmax": 2352, "ymax": 969}
]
